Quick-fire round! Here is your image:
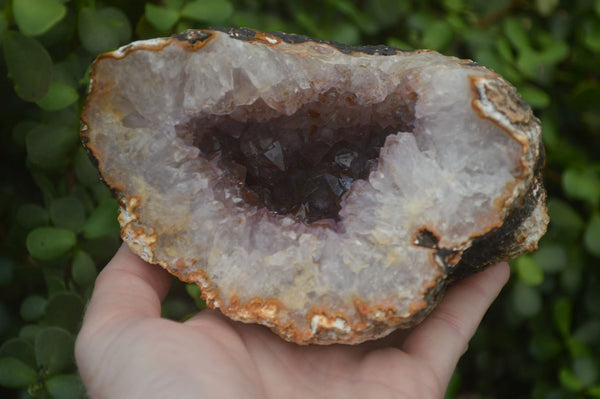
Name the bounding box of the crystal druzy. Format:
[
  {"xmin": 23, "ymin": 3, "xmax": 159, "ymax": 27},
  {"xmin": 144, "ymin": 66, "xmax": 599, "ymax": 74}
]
[{"xmin": 81, "ymin": 28, "xmax": 549, "ymax": 345}]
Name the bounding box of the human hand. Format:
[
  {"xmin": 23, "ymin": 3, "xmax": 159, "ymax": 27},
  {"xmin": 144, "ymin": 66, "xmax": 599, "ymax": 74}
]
[{"xmin": 75, "ymin": 244, "xmax": 509, "ymax": 399}]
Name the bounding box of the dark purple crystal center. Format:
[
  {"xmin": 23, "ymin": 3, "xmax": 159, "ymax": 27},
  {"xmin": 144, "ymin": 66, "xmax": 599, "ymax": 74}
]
[{"xmin": 190, "ymin": 89, "xmax": 414, "ymax": 223}]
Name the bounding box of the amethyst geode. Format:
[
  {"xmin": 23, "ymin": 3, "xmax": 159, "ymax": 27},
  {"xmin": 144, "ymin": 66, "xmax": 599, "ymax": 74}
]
[{"xmin": 81, "ymin": 28, "xmax": 548, "ymax": 344}]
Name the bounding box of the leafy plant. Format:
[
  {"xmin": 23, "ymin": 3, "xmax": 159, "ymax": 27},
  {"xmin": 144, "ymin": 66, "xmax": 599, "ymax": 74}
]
[{"xmin": 0, "ymin": 0, "xmax": 598, "ymax": 398}]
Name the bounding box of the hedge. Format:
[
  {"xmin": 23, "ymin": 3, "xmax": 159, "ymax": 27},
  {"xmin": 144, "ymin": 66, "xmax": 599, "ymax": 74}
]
[{"xmin": 1, "ymin": 1, "xmax": 599, "ymax": 398}]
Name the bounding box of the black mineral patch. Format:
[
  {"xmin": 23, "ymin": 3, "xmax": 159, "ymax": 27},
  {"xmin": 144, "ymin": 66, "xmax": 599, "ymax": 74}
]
[
  {"xmin": 172, "ymin": 30, "xmax": 213, "ymax": 44},
  {"xmin": 414, "ymin": 228, "xmax": 440, "ymax": 249},
  {"xmin": 213, "ymin": 26, "xmax": 409, "ymax": 55},
  {"xmin": 448, "ymin": 172, "xmax": 543, "ymax": 282}
]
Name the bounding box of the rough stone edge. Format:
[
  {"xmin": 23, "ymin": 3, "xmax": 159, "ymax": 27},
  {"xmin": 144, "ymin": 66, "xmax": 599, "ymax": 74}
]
[{"xmin": 112, "ymin": 192, "xmax": 449, "ymax": 344}]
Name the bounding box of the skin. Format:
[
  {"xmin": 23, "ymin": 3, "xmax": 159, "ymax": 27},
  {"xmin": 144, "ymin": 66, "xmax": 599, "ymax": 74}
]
[{"xmin": 75, "ymin": 244, "xmax": 510, "ymax": 399}]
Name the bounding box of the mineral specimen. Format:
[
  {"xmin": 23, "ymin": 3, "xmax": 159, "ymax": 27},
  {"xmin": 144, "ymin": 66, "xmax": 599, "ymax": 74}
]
[{"xmin": 81, "ymin": 28, "xmax": 549, "ymax": 345}]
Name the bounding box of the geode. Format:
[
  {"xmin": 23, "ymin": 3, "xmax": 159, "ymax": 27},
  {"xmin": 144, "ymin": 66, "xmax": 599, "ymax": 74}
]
[{"xmin": 81, "ymin": 28, "xmax": 548, "ymax": 345}]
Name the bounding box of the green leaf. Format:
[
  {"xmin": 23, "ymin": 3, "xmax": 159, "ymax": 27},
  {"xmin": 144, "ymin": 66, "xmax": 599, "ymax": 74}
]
[
  {"xmin": 504, "ymin": 17, "xmax": 530, "ymax": 52},
  {"xmin": 584, "ymin": 213, "xmax": 600, "ymax": 257},
  {"xmin": 13, "ymin": 0, "xmax": 67, "ymax": 36},
  {"xmin": 83, "ymin": 199, "xmax": 120, "ymax": 239},
  {"xmin": 560, "ymin": 367, "xmax": 584, "ymax": 392},
  {"xmin": 81, "ymin": 235, "xmax": 120, "ymax": 264},
  {"xmin": 26, "ymin": 227, "xmax": 76, "ymax": 260},
  {"xmin": 44, "ymin": 269, "xmax": 66, "ymax": 296},
  {"xmin": 553, "ymin": 297, "xmax": 572, "ymax": 337},
  {"xmin": 78, "ymin": 7, "xmax": 131, "ymax": 54},
  {"xmin": 71, "ymin": 186, "xmax": 95, "ymax": 214},
  {"xmin": 90, "ymin": 181, "xmax": 113, "ymax": 203},
  {"xmin": 519, "ymin": 86, "xmax": 550, "ymax": 109},
  {"xmin": 538, "ymin": 40, "xmax": 569, "ymax": 65},
  {"xmin": 0, "ymin": 338, "xmax": 36, "ymax": 368},
  {"xmin": 74, "ymin": 147, "xmax": 101, "ymax": 186},
  {"xmin": 99, "ymin": 6, "xmax": 131, "ymax": 43},
  {"xmin": 590, "ymin": 385, "xmax": 600, "ymax": 398},
  {"xmin": 330, "ymin": 0, "xmax": 378, "ymax": 35},
  {"xmin": 145, "ymin": 3, "xmax": 180, "ymax": 31},
  {"xmin": 162, "ymin": 297, "xmax": 195, "ymax": 320},
  {"xmin": 26, "ymin": 124, "xmax": 79, "ymax": 170},
  {"xmin": 0, "ymin": 302, "xmax": 6, "ymax": 328},
  {"xmin": 181, "ymin": 0, "xmax": 233, "ymax": 23},
  {"xmin": 422, "ymin": 20, "xmax": 452, "ymax": 51},
  {"xmin": 567, "ymin": 337, "xmax": 591, "ymax": 358},
  {"xmin": 77, "ymin": 8, "xmax": 113, "ymax": 54},
  {"xmin": 165, "ymin": 0, "xmax": 184, "ymax": 9},
  {"xmin": 329, "ymin": 23, "xmax": 360, "ymax": 45},
  {"xmin": 52, "ymin": 53, "xmax": 86, "ymax": 88},
  {"xmin": 294, "ymin": 11, "xmax": 323, "ymax": 37},
  {"xmin": 0, "ymin": 357, "xmax": 38, "ymax": 388},
  {"xmin": 562, "ymin": 168, "xmax": 600, "ymax": 206},
  {"xmin": 473, "ymin": 47, "xmax": 503, "ymax": 75},
  {"xmin": 529, "ymin": 333, "xmax": 562, "ymax": 360},
  {"xmin": 532, "ymin": 243, "xmax": 567, "ymax": 273},
  {"xmin": 20, "ymin": 295, "xmax": 47, "ymax": 322},
  {"xmin": 50, "ymin": 197, "xmax": 86, "ymax": 233},
  {"xmin": 561, "ymin": 258, "xmax": 583, "ymax": 294},
  {"xmin": 573, "ymin": 356, "xmax": 599, "ymax": 387},
  {"xmin": 0, "ymin": 304, "xmax": 8, "ymax": 338},
  {"xmin": 516, "ymin": 51, "xmax": 541, "ymax": 78},
  {"xmin": 583, "ymin": 18, "xmax": 600, "ymax": 52},
  {"xmin": 35, "ymin": 327, "xmax": 74, "ymax": 375},
  {"xmin": 19, "ymin": 325, "xmax": 43, "ymax": 344},
  {"xmin": 495, "ymin": 37, "xmax": 514, "ymax": 63},
  {"xmin": 511, "ymin": 282, "xmax": 542, "ymax": 317},
  {"xmin": 443, "ymin": 0, "xmax": 465, "ymax": 11},
  {"xmin": 444, "ymin": 370, "xmax": 461, "ymax": 399},
  {"xmin": 387, "ymin": 37, "xmax": 412, "ymax": 50},
  {"xmin": 71, "ymin": 250, "xmax": 97, "ymax": 287},
  {"xmin": 574, "ymin": 321, "xmax": 600, "ymax": 346},
  {"xmin": 36, "ymin": 81, "xmax": 79, "ymax": 111},
  {"xmin": 547, "ymin": 198, "xmax": 584, "ymax": 234},
  {"xmin": 186, "ymin": 283, "xmax": 206, "ymax": 310},
  {"xmin": 46, "ymin": 374, "xmax": 85, "ymax": 399},
  {"xmin": 16, "ymin": 204, "xmax": 49, "ymax": 230},
  {"xmin": 570, "ymin": 81, "xmax": 600, "ymax": 111},
  {"xmin": 535, "ymin": 0, "xmax": 559, "ymax": 16},
  {"xmin": 541, "ymin": 115, "xmax": 560, "ymax": 150},
  {"xmin": 43, "ymin": 293, "xmax": 84, "ymax": 334},
  {"xmin": 0, "ymin": 258, "xmax": 13, "ymax": 286},
  {"xmin": 2, "ymin": 31, "xmax": 53, "ymax": 101},
  {"xmin": 12, "ymin": 120, "xmax": 37, "ymax": 148},
  {"xmin": 0, "ymin": 15, "xmax": 7, "ymax": 42},
  {"xmin": 32, "ymin": 171, "xmax": 57, "ymax": 206},
  {"xmin": 514, "ymin": 255, "xmax": 544, "ymax": 286}
]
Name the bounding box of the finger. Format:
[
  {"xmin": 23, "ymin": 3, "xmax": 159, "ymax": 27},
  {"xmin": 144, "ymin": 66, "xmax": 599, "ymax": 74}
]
[
  {"xmin": 82, "ymin": 243, "xmax": 172, "ymax": 325},
  {"xmin": 356, "ymin": 326, "xmax": 412, "ymax": 352},
  {"xmin": 402, "ymin": 262, "xmax": 510, "ymax": 386}
]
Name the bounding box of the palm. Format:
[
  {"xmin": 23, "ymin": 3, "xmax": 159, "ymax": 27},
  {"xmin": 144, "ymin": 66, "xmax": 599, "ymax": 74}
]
[{"xmin": 76, "ymin": 245, "xmax": 509, "ymax": 399}]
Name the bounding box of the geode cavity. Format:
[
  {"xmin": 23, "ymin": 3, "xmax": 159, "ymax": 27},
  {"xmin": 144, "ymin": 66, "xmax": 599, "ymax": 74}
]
[{"xmin": 81, "ymin": 28, "xmax": 548, "ymax": 345}]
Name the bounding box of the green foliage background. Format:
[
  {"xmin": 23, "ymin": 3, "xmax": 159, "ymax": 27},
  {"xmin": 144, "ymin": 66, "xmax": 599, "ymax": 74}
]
[{"xmin": 0, "ymin": 0, "xmax": 599, "ymax": 397}]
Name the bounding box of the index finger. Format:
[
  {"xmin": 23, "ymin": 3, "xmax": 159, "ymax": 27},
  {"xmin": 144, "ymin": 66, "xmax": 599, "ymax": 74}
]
[
  {"xmin": 82, "ymin": 243, "xmax": 172, "ymax": 326},
  {"xmin": 402, "ymin": 262, "xmax": 510, "ymax": 387}
]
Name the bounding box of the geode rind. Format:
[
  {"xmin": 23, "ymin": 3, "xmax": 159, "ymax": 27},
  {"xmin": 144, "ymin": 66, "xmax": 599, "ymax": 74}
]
[{"xmin": 81, "ymin": 28, "xmax": 548, "ymax": 345}]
